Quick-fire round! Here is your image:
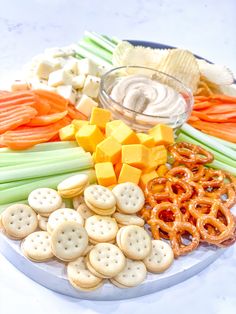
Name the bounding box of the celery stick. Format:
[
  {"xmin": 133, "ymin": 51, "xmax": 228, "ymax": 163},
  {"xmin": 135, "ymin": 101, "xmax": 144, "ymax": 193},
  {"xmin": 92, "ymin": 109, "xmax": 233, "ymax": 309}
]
[
  {"xmin": 207, "ymin": 134, "xmax": 236, "ymax": 151},
  {"xmin": 80, "ymin": 40, "xmax": 112, "ymax": 63},
  {"xmin": 0, "ymin": 169, "xmax": 96, "ymax": 205},
  {"xmin": 206, "ymin": 160, "xmax": 236, "ymax": 176},
  {"xmin": 0, "ymin": 147, "xmax": 84, "ymax": 166},
  {"xmin": 102, "ymin": 35, "xmax": 121, "ymax": 46},
  {"xmin": 0, "ymin": 200, "xmax": 28, "ymax": 214},
  {"xmin": 0, "ymin": 153, "xmax": 93, "ymax": 183},
  {"xmin": 181, "ymin": 123, "xmax": 236, "ymax": 161},
  {"xmin": 0, "ymin": 141, "xmax": 77, "ymax": 153},
  {"xmin": 0, "ymin": 178, "xmax": 37, "ymax": 191},
  {"xmin": 75, "ymin": 45, "xmax": 111, "ymax": 66},
  {"xmin": 84, "ymin": 31, "xmax": 116, "ymax": 53},
  {"xmin": 177, "ymin": 133, "xmax": 235, "ymax": 167}
]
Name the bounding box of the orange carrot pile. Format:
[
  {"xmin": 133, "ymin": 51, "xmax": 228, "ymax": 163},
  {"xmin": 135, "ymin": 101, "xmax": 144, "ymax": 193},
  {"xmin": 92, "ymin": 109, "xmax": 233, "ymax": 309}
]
[
  {"xmin": 0, "ymin": 90, "xmax": 86, "ymax": 150},
  {"xmin": 188, "ymin": 94, "xmax": 236, "ymax": 143}
]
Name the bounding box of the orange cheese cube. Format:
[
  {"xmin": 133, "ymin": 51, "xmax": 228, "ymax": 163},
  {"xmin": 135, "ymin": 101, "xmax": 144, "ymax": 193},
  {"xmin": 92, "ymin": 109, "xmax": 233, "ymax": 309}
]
[
  {"xmin": 148, "ymin": 124, "xmax": 174, "ymax": 146},
  {"xmin": 75, "ymin": 125, "xmax": 104, "ymax": 153},
  {"xmin": 105, "ymin": 120, "xmax": 123, "ymax": 137},
  {"xmin": 72, "ymin": 119, "xmax": 89, "ymax": 131},
  {"xmin": 137, "ymin": 133, "xmax": 155, "ymax": 148},
  {"xmin": 144, "ymin": 145, "xmax": 167, "ymax": 172},
  {"xmin": 59, "ymin": 124, "xmax": 76, "ymax": 141},
  {"xmin": 114, "ymin": 162, "xmax": 123, "ymax": 178},
  {"xmin": 140, "ymin": 170, "xmax": 158, "ymax": 190},
  {"xmin": 95, "ymin": 162, "xmax": 117, "ymax": 186},
  {"xmin": 121, "ymin": 144, "xmax": 148, "ymax": 169},
  {"xmin": 95, "ymin": 136, "xmax": 121, "ymax": 164},
  {"xmin": 89, "ymin": 107, "xmax": 111, "ymax": 130},
  {"xmin": 118, "ymin": 164, "xmax": 142, "ymax": 185},
  {"xmin": 111, "ymin": 123, "xmax": 139, "ymax": 145}
]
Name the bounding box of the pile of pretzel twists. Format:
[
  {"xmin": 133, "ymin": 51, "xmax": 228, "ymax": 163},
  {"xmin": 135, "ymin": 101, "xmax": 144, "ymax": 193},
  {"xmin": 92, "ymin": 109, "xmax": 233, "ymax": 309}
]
[{"xmin": 139, "ymin": 142, "xmax": 236, "ymax": 258}]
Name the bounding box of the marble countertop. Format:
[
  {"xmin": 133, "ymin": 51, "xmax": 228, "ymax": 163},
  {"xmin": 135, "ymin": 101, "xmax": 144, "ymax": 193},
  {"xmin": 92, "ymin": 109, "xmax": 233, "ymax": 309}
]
[{"xmin": 0, "ymin": 1, "xmax": 236, "ymax": 313}]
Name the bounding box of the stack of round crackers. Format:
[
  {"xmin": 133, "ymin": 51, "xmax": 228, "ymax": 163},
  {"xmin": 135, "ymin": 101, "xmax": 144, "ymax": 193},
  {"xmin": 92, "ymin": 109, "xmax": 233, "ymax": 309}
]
[{"xmin": 0, "ymin": 178, "xmax": 174, "ymax": 292}]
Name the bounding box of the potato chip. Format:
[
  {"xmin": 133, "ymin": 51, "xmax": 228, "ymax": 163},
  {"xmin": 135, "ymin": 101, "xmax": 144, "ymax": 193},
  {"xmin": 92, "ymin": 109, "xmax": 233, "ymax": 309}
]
[
  {"xmin": 197, "ymin": 59, "xmax": 234, "ymax": 85},
  {"xmin": 112, "ymin": 41, "xmax": 169, "ymax": 69},
  {"xmin": 157, "ymin": 49, "xmax": 200, "ymax": 93}
]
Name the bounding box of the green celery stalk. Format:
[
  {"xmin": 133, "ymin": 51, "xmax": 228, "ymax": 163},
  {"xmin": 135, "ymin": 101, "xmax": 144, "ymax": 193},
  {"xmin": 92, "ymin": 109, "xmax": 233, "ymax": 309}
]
[
  {"xmin": 84, "ymin": 31, "xmax": 116, "ymax": 53},
  {"xmin": 74, "ymin": 45, "xmax": 111, "ymax": 66},
  {"xmin": 0, "ymin": 153, "xmax": 93, "ymax": 183},
  {"xmin": 0, "ymin": 141, "xmax": 77, "ymax": 153},
  {"xmin": 206, "ymin": 134, "xmax": 236, "ymax": 151},
  {"xmin": 181, "ymin": 123, "xmax": 236, "ymax": 161},
  {"xmin": 177, "ymin": 133, "xmax": 235, "ymax": 167},
  {"xmin": 0, "ymin": 169, "xmax": 96, "ymax": 205},
  {"xmin": 79, "ymin": 40, "xmax": 112, "ymax": 63},
  {"xmin": 0, "ymin": 178, "xmax": 38, "ymax": 191},
  {"xmin": 0, "ymin": 147, "xmax": 84, "ymax": 166},
  {"xmin": 102, "ymin": 35, "xmax": 121, "ymax": 46}
]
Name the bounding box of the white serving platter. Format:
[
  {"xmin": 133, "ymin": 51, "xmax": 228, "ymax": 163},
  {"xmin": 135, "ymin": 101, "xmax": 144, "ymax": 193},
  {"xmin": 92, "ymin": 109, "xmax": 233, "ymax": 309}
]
[{"xmin": 0, "ymin": 231, "xmax": 225, "ymax": 300}]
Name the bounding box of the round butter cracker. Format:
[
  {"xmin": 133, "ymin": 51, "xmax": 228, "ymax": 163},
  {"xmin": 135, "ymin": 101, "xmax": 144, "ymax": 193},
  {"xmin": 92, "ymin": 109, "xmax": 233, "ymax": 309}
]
[
  {"xmin": 84, "ymin": 185, "xmax": 116, "ymax": 210},
  {"xmin": 88, "ymin": 243, "xmax": 125, "ymax": 278},
  {"xmin": 111, "ymin": 258, "xmax": 147, "ymax": 288},
  {"xmin": 47, "ymin": 208, "xmax": 84, "ymax": 234},
  {"xmin": 51, "ymin": 221, "xmax": 88, "ymax": 262},
  {"xmin": 85, "ymin": 215, "xmax": 118, "ymax": 243},
  {"xmin": 1, "ymin": 204, "xmax": 38, "ymax": 239},
  {"xmin": 116, "ymin": 225, "xmax": 151, "ymax": 260},
  {"xmin": 21, "ymin": 231, "xmax": 53, "ymax": 262},
  {"xmin": 143, "ymin": 240, "xmax": 174, "ymax": 273},
  {"xmin": 112, "ymin": 182, "xmax": 145, "ymax": 214},
  {"xmin": 28, "ymin": 188, "xmax": 62, "ymax": 215}
]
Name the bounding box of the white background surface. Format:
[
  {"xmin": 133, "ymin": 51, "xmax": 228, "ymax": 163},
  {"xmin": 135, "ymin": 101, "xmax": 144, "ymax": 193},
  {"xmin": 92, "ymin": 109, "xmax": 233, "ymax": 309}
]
[{"xmin": 0, "ymin": 0, "xmax": 236, "ymax": 313}]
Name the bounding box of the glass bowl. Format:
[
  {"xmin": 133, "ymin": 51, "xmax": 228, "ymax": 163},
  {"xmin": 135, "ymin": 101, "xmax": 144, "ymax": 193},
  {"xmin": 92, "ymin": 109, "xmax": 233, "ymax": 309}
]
[{"xmin": 99, "ymin": 66, "xmax": 193, "ymax": 133}]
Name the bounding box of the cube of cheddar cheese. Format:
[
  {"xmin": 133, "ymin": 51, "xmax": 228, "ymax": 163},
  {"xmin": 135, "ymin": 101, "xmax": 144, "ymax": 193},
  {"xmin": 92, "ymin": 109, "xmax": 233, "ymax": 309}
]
[
  {"xmin": 72, "ymin": 119, "xmax": 89, "ymax": 131},
  {"xmin": 75, "ymin": 125, "xmax": 104, "ymax": 153},
  {"xmin": 90, "ymin": 107, "xmax": 111, "ymax": 131},
  {"xmin": 105, "ymin": 120, "xmax": 123, "ymax": 137},
  {"xmin": 59, "ymin": 124, "xmax": 76, "ymax": 141},
  {"xmin": 137, "ymin": 133, "xmax": 155, "ymax": 148},
  {"xmin": 95, "ymin": 162, "xmax": 117, "ymax": 186},
  {"xmin": 144, "ymin": 145, "xmax": 167, "ymax": 172},
  {"xmin": 118, "ymin": 164, "xmax": 142, "ymax": 185},
  {"xmin": 148, "ymin": 124, "xmax": 174, "ymax": 146},
  {"xmin": 139, "ymin": 170, "xmax": 158, "ymax": 190},
  {"xmin": 95, "ymin": 136, "xmax": 121, "ymax": 164},
  {"xmin": 121, "ymin": 144, "xmax": 148, "ymax": 169},
  {"xmin": 75, "ymin": 95, "xmax": 98, "ymax": 118},
  {"xmin": 111, "ymin": 123, "xmax": 139, "ymax": 145}
]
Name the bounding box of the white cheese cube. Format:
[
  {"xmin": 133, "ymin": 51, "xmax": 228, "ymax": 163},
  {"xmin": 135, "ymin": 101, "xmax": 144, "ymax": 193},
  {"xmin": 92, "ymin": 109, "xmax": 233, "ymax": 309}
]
[
  {"xmin": 75, "ymin": 94, "xmax": 98, "ymax": 117},
  {"xmin": 11, "ymin": 80, "xmax": 30, "ymax": 91},
  {"xmin": 48, "ymin": 69, "xmax": 73, "ymax": 87},
  {"xmin": 77, "ymin": 58, "xmax": 98, "ymax": 76},
  {"xmin": 63, "ymin": 59, "xmax": 78, "ymax": 75},
  {"xmin": 30, "ymin": 78, "xmax": 56, "ymax": 92},
  {"xmin": 36, "ymin": 60, "xmax": 60, "ymax": 80},
  {"xmin": 56, "ymin": 85, "xmax": 76, "ymax": 104},
  {"xmin": 82, "ymin": 75, "xmax": 101, "ymax": 98},
  {"xmin": 72, "ymin": 74, "xmax": 86, "ymax": 89}
]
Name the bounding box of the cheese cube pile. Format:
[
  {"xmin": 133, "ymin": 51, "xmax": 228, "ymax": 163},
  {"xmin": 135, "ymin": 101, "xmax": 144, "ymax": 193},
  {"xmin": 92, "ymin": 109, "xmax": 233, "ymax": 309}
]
[
  {"xmin": 59, "ymin": 107, "xmax": 174, "ymax": 190},
  {"xmin": 15, "ymin": 46, "xmax": 109, "ymax": 118}
]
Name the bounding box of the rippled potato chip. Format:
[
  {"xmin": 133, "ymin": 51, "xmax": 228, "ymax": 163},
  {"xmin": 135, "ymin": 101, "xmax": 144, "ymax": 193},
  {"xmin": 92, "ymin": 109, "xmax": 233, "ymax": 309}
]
[{"xmin": 157, "ymin": 49, "xmax": 200, "ymax": 93}]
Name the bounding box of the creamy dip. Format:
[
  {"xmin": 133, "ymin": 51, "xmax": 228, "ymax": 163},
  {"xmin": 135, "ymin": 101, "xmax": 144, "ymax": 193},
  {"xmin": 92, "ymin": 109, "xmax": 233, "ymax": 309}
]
[{"xmin": 110, "ymin": 75, "xmax": 186, "ymax": 117}]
